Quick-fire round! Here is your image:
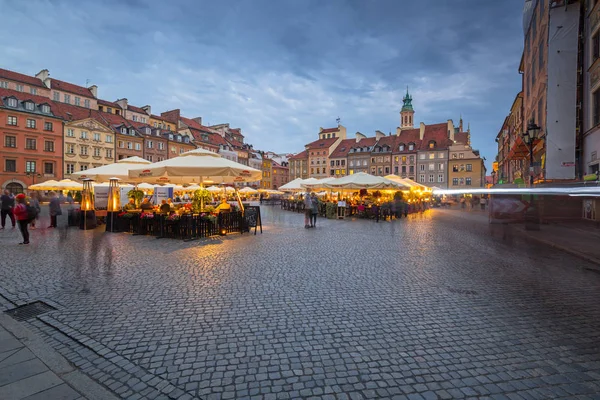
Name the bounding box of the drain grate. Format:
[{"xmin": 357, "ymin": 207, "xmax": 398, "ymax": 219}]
[
  {"xmin": 4, "ymin": 301, "xmax": 56, "ymax": 321},
  {"xmin": 447, "ymin": 287, "xmax": 479, "ymax": 296}
]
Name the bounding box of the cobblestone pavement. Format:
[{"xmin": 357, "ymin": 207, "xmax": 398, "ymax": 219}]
[{"xmin": 1, "ymin": 206, "xmax": 600, "ymax": 399}]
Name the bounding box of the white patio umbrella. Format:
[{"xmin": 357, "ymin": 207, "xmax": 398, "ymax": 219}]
[
  {"xmin": 55, "ymin": 179, "xmax": 84, "ymax": 191},
  {"xmin": 28, "ymin": 180, "xmax": 60, "ymax": 190},
  {"xmin": 279, "ymin": 178, "xmax": 304, "ymax": 192},
  {"xmin": 239, "ymin": 187, "xmax": 259, "ymax": 194},
  {"xmin": 301, "ymin": 177, "xmax": 336, "ymax": 189},
  {"xmin": 72, "ymin": 156, "xmax": 151, "ymax": 182},
  {"xmin": 324, "ymin": 172, "xmax": 406, "ymax": 190},
  {"xmin": 184, "ymin": 184, "xmax": 201, "ymax": 191},
  {"xmin": 384, "ymin": 175, "xmax": 429, "ymax": 190},
  {"xmin": 137, "ymin": 183, "xmax": 155, "ymax": 190}
]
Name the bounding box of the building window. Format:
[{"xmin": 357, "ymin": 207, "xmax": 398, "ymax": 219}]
[
  {"xmin": 66, "ymin": 163, "xmax": 75, "ymax": 174},
  {"xmin": 16, "ymin": 84, "xmax": 24, "ymax": 92},
  {"xmin": 80, "ymin": 146, "xmax": 88, "ymax": 156},
  {"xmin": 459, "ymin": 153, "xmax": 464, "ymax": 159},
  {"xmin": 41, "ymin": 104, "xmax": 50, "ymax": 113},
  {"xmin": 438, "ymin": 163, "xmax": 444, "ymax": 170},
  {"xmin": 466, "ymin": 177, "xmax": 472, "ymax": 186},
  {"xmin": 25, "ymin": 138, "xmax": 36, "ymax": 150},
  {"xmin": 453, "ymin": 178, "xmax": 459, "ymax": 186},
  {"xmin": 158, "ymin": 142, "xmax": 164, "ymax": 150},
  {"xmin": 5, "ymin": 136, "xmax": 16, "ymax": 148},
  {"xmin": 84, "ymin": 99, "xmax": 90, "ymax": 108},
  {"xmin": 147, "ymin": 140, "xmax": 153, "ymax": 148},
  {"xmin": 25, "ymin": 161, "xmax": 36, "ymax": 173},
  {"xmin": 419, "ymin": 153, "xmax": 425, "ymax": 160},
  {"xmin": 26, "ymin": 119, "xmax": 36, "ymax": 128},
  {"xmin": 5, "ymin": 159, "xmax": 16, "ymax": 172},
  {"xmin": 66, "ymin": 144, "xmax": 75, "ymax": 154},
  {"xmin": 64, "ymin": 94, "xmax": 71, "ymax": 104},
  {"xmin": 452, "ymin": 165, "xmax": 459, "ymax": 172},
  {"xmin": 30, "ymin": 87, "xmax": 37, "ymax": 95},
  {"xmin": 44, "ymin": 122, "xmax": 53, "ymax": 131},
  {"xmin": 53, "ymin": 92, "xmax": 60, "ymax": 101},
  {"xmin": 438, "ymin": 174, "xmax": 444, "ymax": 182},
  {"xmin": 67, "ymin": 128, "xmax": 74, "ymax": 137},
  {"xmin": 0, "ymin": 81, "xmax": 7, "ymax": 88},
  {"xmin": 135, "ymin": 143, "xmax": 141, "ymax": 151},
  {"xmin": 75, "ymin": 97, "xmax": 81, "ymax": 106},
  {"xmin": 106, "ymin": 149, "xmax": 113, "ymax": 158},
  {"xmin": 7, "ymin": 98, "xmax": 17, "ymax": 107},
  {"xmin": 126, "ymin": 142, "xmax": 132, "ymax": 149},
  {"xmin": 428, "ymin": 153, "xmax": 435, "ymax": 159},
  {"xmin": 428, "ymin": 174, "xmax": 434, "ymax": 183},
  {"xmin": 44, "ymin": 162, "xmax": 54, "ymax": 175},
  {"xmin": 94, "ymin": 147, "xmax": 101, "ymax": 157},
  {"xmin": 80, "ymin": 165, "xmax": 88, "ymax": 171},
  {"xmin": 7, "ymin": 116, "xmax": 17, "ymax": 126},
  {"xmin": 80, "ymin": 131, "xmax": 88, "ymax": 139},
  {"xmin": 401, "ymin": 166, "xmax": 406, "ymax": 173},
  {"xmin": 409, "ymin": 166, "xmax": 414, "ymax": 173},
  {"xmin": 147, "ymin": 155, "xmax": 153, "ymax": 162},
  {"xmin": 44, "ymin": 141, "xmax": 54, "ymax": 152},
  {"xmin": 92, "ymin": 133, "xmax": 99, "ymax": 141},
  {"xmin": 25, "ymin": 102, "xmax": 34, "ymax": 111},
  {"xmin": 428, "ymin": 163, "xmax": 434, "ymax": 171},
  {"xmin": 419, "ymin": 174, "xmax": 425, "ymax": 183},
  {"xmin": 466, "ymin": 164, "xmax": 473, "ymax": 172}
]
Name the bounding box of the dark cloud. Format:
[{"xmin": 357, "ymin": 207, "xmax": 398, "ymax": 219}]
[{"xmin": 0, "ymin": 0, "xmax": 525, "ymax": 167}]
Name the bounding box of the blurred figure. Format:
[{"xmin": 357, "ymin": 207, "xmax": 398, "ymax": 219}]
[
  {"xmin": 28, "ymin": 192, "xmax": 41, "ymax": 229},
  {"xmin": 480, "ymin": 196, "xmax": 487, "ymax": 211},
  {"xmin": 167, "ymin": 198, "xmax": 175, "ymax": 210},
  {"xmin": 215, "ymin": 197, "xmax": 231, "ymax": 213},
  {"xmin": 13, "ymin": 194, "xmax": 29, "ymax": 244},
  {"xmin": 140, "ymin": 198, "xmax": 153, "ymax": 211},
  {"xmin": 0, "ymin": 189, "xmax": 15, "ymax": 229},
  {"xmin": 160, "ymin": 199, "xmax": 171, "ymax": 214},
  {"xmin": 124, "ymin": 198, "xmax": 136, "ymax": 211},
  {"xmin": 303, "ymin": 188, "xmax": 312, "ymax": 228},
  {"xmin": 48, "ymin": 191, "xmax": 62, "ymax": 228},
  {"xmin": 310, "ymin": 192, "xmax": 318, "ymax": 228}
]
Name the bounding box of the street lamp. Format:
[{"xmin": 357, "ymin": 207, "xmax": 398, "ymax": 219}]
[
  {"xmin": 522, "ymin": 120, "xmax": 541, "ymax": 230},
  {"xmin": 26, "ymin": 172, "xmax": 42, "ymax": 186}
]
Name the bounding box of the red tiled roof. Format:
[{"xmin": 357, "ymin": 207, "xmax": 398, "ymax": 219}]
[
  {"xmin": 96, "ymin": 111, "xmax": 134, "ymax": 129},
  {"xmin": 320, "ymin": 127, "xmax": 339, "ymax": 134},
  {"xmin": 50, "ymin": 101, "xmax": 103, "ymax": 121},
  {"xmin": 330, "ymin": 139, "xmax": 356, "ymax": 158},
  {"xmin": 180, "ymin": 116, "xmax": 203, "ymax": 130},
  {"xmin": 127, "ymin": 104, "xmax": 147, "ymax": 114},
  {"xmin": 289, "ymin": 150, "xmax": 308, "ymax": 160},
  {"xmin": 374, "ymin": 135, "xmax": 397, "ymax": 149},
  {"xmin": 151, "ymin": 114, "xmax": 170, "ymax": 122},
  {"xmin": 305, "ymin": 137, "xmax": 338, "ymax": 149},
  {"xmin": 349, "ymin": 136, "xmax": 377, "ymax": 150},
  {"xmin": 421, "ymin": 123, "xmax": 452, "ymax": 150},
  {"xmin": 0, "ymin": 88, "xmax": 52, "ymax": 105},
  {"xmin": 0, "ymin": 68, "xmax": 45, "ymax": 88},
  {"xmin": 209, "ymin": 133, "xmax": 228, "ymax": 146},
  {"xmin": 50, "ymin": 79, "xmax": 95, "ymax": 98},
  {"xmin": 454, "ymin": 131, "xmax": 469, "ymax": 145},
  {"xmin": 98, "ymin": 99, "xmax": 121, "ymax": 108},
  {"xmin": 227, "ymin": 136, "xmax": 244, "ymax": 148}
]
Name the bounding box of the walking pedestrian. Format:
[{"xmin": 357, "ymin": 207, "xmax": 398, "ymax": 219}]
[
  {"xmin": 28, "ymin": 192, "xmax": 41, "ymax": 229},
  {"xmin": 372, "ymin": 203, "xmax": 380, "ymax": 223},
  {"xmin": 460, "ymin": 197, "xmax": 466, "ymax": 209},
  {"xmin": 303, "ymin": 189, "xmax": 313, "ymax": 229},
  {"xmin": 0, "ymin": 189, "xmax": 15, "ymax": 229},
  {"xmin": 48, "ymin": 191, "xmax": 62, "ymax": 228},
  {"xmin": 480, "ymin": 196, "xmax": 486, "ymax": 211},
  {"xmin": 310, "ymin": 192, "xmax": 318, "ymax": 228},
  {"xmin": 13, "ymin": 194, "xmax": 29, "ymax": 244}
]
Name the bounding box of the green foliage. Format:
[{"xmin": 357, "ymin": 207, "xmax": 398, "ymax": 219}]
[
  {"xmin": 373, "ymin": 190, "xmax": 382, "ymax": 198},
  {"xmin": 128, "ymin": 189, "xmax": 145, "ymax": 208},
  {"xmin": 192, "ymin": 189, "xmax": 212, "ymax": 213},
  {"xmin": 326, "ymin": 202, "xmax": 337, "ymax": 219},
  {"xmin": 74, "ymin": 191, "xmax": 82, "ymax": 203}
]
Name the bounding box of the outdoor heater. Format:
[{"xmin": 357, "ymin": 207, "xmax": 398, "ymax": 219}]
[
  {"xmin": 105, "ymin": 177, "xmax": 121, "ymax": 232},
  {"xmin": 80, "ymin": 178, "xmax": 97, "ymax": 230}
]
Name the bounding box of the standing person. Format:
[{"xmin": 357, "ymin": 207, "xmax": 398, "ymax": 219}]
[
  {"xmin": 0, "ymin": 189, "xmax": 15, "ymax": 229},
  {"xmin": 371, "ymin": 202, "xmax": 380, "ymax": 223},
  {"xmin": 310, "ymin": 192, "xmax": 319, "ymax": 228},
  {"xmin": 13, "ymin": 194, "xmax": 29, "ymax": 244},
  {"xmin": 303, "ymin": 189, "xmax": 313, "ymax": 229},
  {"xmin": 28, "ymin": 192, "xmax": 41, "ymax": 230},
  {"xmin": 480, "ymin": 196, "xmax": 487, "ymax": 211},
  {"xmin": 48, "ymin": 191, "xmax": 62, "ymax": 228}
]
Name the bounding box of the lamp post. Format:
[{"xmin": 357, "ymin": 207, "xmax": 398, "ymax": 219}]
[
  {"xmin": 26, "ymin": 172, "xmax": 42, "ymax": 187},
  {"xmin": 522, "ymin": 120, "xmax": 541, "ymax": 230}
]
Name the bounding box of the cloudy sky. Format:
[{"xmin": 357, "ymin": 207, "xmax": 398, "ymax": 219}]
[{"xmin": 1, "ymin": 0, "xmax": 524, "ymax": 168}]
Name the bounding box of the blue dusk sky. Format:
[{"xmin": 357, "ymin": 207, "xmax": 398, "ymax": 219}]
[{"xmin": 1, "ymin": 0, "xmax": 524, "ymax": 168}]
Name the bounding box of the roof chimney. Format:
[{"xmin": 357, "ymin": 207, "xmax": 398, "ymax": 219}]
[
  {"xmin": 355, "ymin": 131, "xmax": 366, "ymax": 142},
  {"xmin": 88, "ymin": 85, "xmax": 98, "ymax": 98},
  {"xmin": 115, "ymin": 98, "xmax": 128, "ymax": 110},
  {"xmin": 192, "ymin": 117, "xmax": 202, "ymax": 125},
  {"xmin": 447, "ymin": 119, "xmax": 455, "ymax": 141},
  {"xmin": 35, "ymin": 69, "xmax": 50, "ymax": 88},
  {"xmin": 419, "ymin": 122, "xmax": 425, "ymax": 140},
  {"xmin": 375, "ymin": 130, "xmax": 385, "ymax": 140},
  {"xmin": 66, "ymin": 112, "xmax": 73, "ymax": 121},
  {"xmin": 142, "ymin": 105, "xmax": 151, "ymax": 115}
]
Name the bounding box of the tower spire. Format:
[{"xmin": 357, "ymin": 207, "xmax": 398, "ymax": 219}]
[{"xmin": 400, "ymin": 85, "xmax": 414, "ymax": 130}]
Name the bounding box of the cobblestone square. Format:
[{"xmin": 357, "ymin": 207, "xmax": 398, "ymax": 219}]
[{"xmin": 1, "ymin": 207, "xmax": 600, "ymax": 399}]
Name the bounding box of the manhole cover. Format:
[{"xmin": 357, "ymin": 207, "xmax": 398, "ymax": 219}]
[
  {"xmin": 4, "ymin": 301, "xmax": 56, "ymax": 321},
  {"xmin": 447, "ymin": 287, "xmax": 479, "ymax": 296}
]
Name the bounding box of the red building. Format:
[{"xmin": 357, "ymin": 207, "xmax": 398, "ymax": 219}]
[{"xmin": 0, "ymin": 88, "xmax": 63, "ymax": 193}]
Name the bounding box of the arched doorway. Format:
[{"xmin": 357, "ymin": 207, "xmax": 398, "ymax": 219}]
[{"xmin": 5, "ymin": 182, "xmax": 23, "ymax": 194}]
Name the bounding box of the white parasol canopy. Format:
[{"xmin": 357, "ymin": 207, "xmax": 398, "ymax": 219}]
[
  {"xmin": 128, "ymin": 148, "xmax": 262, "ymax": 184},
  {"xmin": 279, "ymin": 178, "xmax": 305, "ymax": 192},
  {"xmin": 301, "ymin": 177, "xmax": 337, "ymax": 189},
  {"xmin": 324, "ymin": 172, "xmax": 407, "ymax": 190},
  {"xmin": 72, "ymin": 156, "xmax": 151, "ymax": 182},
  {"xmin": 28, "ymin": 180, "xmax": 60, "ymax": 191},
  {"xmin": 384, "ymin": 175, "xmax": 430, "ymax": 190},
  {"xmin": 55, "ymin": 179, "xmax": 84, "ymax": 191},
  {"xmin": 206, "ymin": 185, "xmax": 235, "ymax": 193},
  {"xmin": 238, "ymin": 186, "xmax": 259, "ymax": 194}
]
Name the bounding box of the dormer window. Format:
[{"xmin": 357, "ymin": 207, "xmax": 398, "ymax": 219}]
[
  {"xmin": 25, "ymin": 101, "xmax": 34, "ymax": 111},
  {"xmin": 399, "ymin": 144, "xmax": 405, "ymax": 151},
  {"xmin": 41, "ymin": 104, "xmax": 50, "ymax": 114},
  {"xmin": 169, "ymin": 134, "xmax": 174, "ymax": 140},
  {"xmin": 121, "ymin": 127, "xmax": 126, "ymax": 134},
  {"xmin": 7, "ymin": 98, "xmax": 17, "ymax": 108},
  {"xmin": 408, "ymin": 143, "xmax": 414, "ymax": 151},
  {"xmin": 184, "ymin": 137, "xmax": 189, "ymax": 143},
  {"xmin": 130, "ymin": 128, "xmax": 136, "ymax": 135},
  {"xmin": 428, "ymin": 141, "xmax": 436, "ymax": 149},
  {"xmin": 145, "ymin": 127, "xmax": 151, "ymax": 135}
]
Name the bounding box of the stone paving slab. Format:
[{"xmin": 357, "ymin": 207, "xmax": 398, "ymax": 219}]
[{"xmin": 1, "ymin": 207, "xmax": 600, "ymax": 399}]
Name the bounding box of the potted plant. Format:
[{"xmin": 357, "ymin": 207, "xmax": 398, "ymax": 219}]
[
  {"xmin": 127, "ymin": 189, "xmax": 145, "ymax": 208},
  {"xmin": 192, "ymin": 189, "xmax": 212, "ymax": 213}
]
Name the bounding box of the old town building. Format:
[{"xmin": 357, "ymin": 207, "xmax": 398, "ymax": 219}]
[
  {"xmin": 35, "ymin": 69, "xmax": 98, "ymax": 110},
  {"xmin": 393, "ymin": 130, "xmax": 419, "ymax": 180},
  {"xmin": 370, "ymin": 132, "xmax": 395, "ymax": 176},
  {"xmin": 98, "ymin": 112, "xmax": 144, "ymax": 160},
  {"xmin": 303, "ymin": 125, "xmax": 346, "ymax": 178},
  {"xmin": 584, "ymin": 0, "xmax": 600, "ymax": 176},
  {"xmin": 0, "ymin": 89, "xmax": 63, "ymax": 192},
  {"xmin": 328, "ymin": 139, "xmax": 354, "ymax": 177},
  {"xmin": 52, "ymin": 102, "xmax": 115, "ymax": 177},
  {"xmin": 261, "ymin": 157, "xmax": 272, "ymax": 189},
  {"xmin": 271, "ymin": 160, "xmax": 289, "ymax": 189},
  {"xmin": 448, "ymin": 144, "xmax": 486, "ymax": 188},
  {"xmin": 496, "ymin": 92, "xmax": 524, "ymax": 184},
  {"xmin": 289, "ymin": 150, "xmax": 308, "ymax": 180},
  {"xmin": 0, "ymin": 68, "xmax": 51, "ymax": 98},
  {"xmin": 347, "ymin": 134, "xmax": 377, "ymax": 175}
]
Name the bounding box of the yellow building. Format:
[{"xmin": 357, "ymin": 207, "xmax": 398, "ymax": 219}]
[
  {"xmin": 64, "ymin": 117, "xmax": 115, "ymax": 176},
  {"xmin": 261, "ymin": 158, "xmax": 272, "ymax": 188},
  {"xmin": 149, "ymin": 114, "xmax": 177, "ymax": 132},
  {"xmin": 448, "ymin": 144, "xmax": 486, "ymax": 188}
]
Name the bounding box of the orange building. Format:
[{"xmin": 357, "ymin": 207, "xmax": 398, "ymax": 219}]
[{"xmin": 0, "ymin": 88, "xmax": 63, "ymax": 193}]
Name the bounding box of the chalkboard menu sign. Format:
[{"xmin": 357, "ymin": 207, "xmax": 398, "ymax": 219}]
[{"xmin": 244, "ymin": 206, "xmax": 262, "ymax": 235}]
